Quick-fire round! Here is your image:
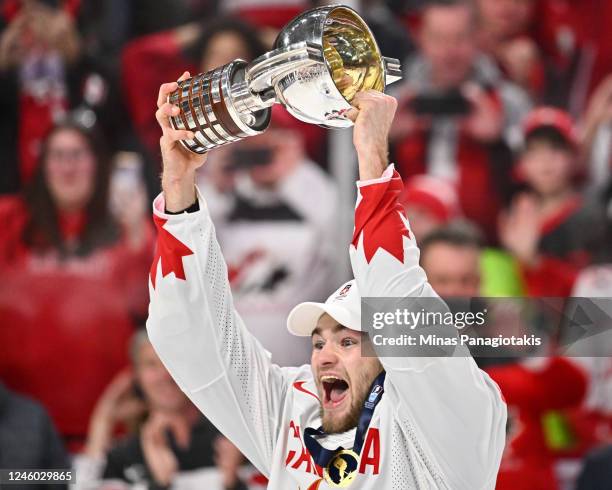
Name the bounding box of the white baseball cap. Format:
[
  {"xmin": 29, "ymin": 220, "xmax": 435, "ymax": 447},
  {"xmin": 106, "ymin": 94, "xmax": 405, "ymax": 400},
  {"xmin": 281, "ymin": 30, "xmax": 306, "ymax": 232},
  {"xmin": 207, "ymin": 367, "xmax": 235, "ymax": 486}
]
[{"xmin": 287, "ymin": 280, "xmax": 361, "ymax": 336}]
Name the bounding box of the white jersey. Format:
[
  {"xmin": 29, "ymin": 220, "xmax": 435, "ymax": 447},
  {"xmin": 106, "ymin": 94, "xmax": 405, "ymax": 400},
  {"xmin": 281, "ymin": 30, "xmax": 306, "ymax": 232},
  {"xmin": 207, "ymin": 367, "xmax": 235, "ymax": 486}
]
[{"xmin": 147, "ymin": 165, "xmax": 507, "ymax": 489}]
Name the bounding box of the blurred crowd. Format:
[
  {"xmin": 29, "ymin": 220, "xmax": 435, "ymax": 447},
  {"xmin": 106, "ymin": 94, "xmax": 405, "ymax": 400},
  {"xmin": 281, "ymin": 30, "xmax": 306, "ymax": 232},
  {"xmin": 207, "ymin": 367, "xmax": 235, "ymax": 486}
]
[{"xmin": 0, "ymin": 0, "xmax": 611, "ymax": 489}]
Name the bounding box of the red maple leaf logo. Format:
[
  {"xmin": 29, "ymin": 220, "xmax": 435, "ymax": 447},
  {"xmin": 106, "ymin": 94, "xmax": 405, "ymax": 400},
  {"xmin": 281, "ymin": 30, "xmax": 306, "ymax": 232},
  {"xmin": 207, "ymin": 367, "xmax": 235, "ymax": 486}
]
[
  {"xmin": 351, "ymin": 169, "xmax": 410, "ymax": 263},
  {"xmin": 150, "ymin": 215, "xmax": 194, "ymax": 288}
]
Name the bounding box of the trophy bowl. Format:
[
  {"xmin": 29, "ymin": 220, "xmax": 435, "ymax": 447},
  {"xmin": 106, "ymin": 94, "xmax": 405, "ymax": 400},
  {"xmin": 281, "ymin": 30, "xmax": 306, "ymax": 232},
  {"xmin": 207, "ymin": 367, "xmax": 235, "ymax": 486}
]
[
  {"xmin": 168, "ymin": 4, "xmax": 401, "ymax": 154},
  {"xmin": 270, "ymin": 5, "xmax": 400, "ymax": 128}
]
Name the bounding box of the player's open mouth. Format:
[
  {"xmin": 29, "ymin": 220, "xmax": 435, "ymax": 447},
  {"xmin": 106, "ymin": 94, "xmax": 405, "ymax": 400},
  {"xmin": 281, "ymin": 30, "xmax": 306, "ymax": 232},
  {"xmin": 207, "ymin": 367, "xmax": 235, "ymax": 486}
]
[{"xmin": 321, "ymin": 375, "xmax": 349, "ymax": 409}]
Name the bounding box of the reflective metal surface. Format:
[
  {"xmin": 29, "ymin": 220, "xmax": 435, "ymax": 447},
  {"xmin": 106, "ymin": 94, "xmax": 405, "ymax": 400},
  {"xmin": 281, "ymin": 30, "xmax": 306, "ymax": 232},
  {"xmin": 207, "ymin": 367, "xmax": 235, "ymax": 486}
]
[
  {"xmin": 168, "ymin": 5, "xmax": 402, "ymax": 153},
  {"xmin": 322, "ymin": 7, "xmax": 384, "ymax": 102},
  {"xmin": 270, "ymin": 5, "xmax": 400, "ymax": 128}
]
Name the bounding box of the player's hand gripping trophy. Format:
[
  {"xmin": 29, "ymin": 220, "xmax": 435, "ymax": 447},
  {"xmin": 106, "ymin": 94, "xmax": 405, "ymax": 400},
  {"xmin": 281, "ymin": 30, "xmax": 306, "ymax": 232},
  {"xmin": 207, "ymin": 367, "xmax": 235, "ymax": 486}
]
[{"xmin": 166, "ymin": 5, "xmax": 402, "ymax": 154}]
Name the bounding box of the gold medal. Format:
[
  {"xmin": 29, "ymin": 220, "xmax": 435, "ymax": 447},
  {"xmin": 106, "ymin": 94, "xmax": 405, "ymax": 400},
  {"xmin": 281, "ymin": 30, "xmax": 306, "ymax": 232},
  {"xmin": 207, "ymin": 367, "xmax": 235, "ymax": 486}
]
[{"xmin": 323, "ymin": 449, "xmax": 360, "ymax": 488}]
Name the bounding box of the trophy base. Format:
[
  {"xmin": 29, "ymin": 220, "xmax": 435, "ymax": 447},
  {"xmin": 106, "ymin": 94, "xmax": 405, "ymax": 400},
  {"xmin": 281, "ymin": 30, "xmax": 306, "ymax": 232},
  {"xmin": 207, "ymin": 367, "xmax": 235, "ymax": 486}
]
[{"xmin": 169, "ymin": 60, "xmax": 272, "ymax": 154}]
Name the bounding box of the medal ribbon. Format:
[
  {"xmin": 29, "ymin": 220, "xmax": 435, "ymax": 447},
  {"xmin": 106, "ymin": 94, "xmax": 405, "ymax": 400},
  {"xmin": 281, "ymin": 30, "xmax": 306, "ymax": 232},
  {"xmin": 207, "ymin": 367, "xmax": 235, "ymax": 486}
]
[{"xmin": 303, "ymin": 370, "xmax": 386, "ymax": 468}]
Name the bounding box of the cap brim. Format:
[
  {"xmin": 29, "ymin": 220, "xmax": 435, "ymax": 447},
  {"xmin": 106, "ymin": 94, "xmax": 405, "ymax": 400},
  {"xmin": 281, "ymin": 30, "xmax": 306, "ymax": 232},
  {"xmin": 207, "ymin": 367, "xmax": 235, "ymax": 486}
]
[{"xmin": 287, "ymin": 302, "xmax": 359, "ymax": 337}]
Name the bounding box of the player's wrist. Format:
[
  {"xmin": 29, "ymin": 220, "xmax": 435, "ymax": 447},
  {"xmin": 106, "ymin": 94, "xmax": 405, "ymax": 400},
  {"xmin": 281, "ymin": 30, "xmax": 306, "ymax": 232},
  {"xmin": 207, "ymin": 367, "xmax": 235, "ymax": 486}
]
[
  {"xmin": 162, "ymin": 173, "xmax": 197, "ymax": 213},
  {"xmin": 356, "ymin": 145, "xmax": 388, "ymax": 180}
]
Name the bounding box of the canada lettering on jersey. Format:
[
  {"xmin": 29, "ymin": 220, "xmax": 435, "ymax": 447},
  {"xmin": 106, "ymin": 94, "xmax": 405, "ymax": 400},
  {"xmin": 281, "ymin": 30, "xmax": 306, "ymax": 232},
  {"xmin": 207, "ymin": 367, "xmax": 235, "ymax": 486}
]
[{"xmin": 285, "ymin": 420, "xmax": 381, "ymax": 477}]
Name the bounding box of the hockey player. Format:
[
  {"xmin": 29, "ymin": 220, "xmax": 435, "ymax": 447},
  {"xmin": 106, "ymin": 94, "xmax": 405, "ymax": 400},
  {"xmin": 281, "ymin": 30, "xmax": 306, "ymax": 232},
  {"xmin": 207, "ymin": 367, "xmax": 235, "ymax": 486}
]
[{"xmin": 147, "ymin": 73, "xmax": 506, "ymax": 489}]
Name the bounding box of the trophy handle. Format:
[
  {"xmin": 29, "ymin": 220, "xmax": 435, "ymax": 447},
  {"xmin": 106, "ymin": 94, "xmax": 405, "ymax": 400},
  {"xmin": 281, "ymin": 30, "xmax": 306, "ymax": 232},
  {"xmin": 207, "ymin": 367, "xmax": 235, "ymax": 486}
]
[
  {"xmin": 383, "ymin": 57, "xmax": 402, "ymax": 85},
  {"xmin": 246, "ymin": 42, "xmax": 325, "ymax": 93}
]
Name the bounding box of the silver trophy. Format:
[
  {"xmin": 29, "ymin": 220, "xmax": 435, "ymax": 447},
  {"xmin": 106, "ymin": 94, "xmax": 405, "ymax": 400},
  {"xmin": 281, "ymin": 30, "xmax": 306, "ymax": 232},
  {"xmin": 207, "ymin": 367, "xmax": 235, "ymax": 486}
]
[{"xmin": 169, "ymin": 5, "xmax": 402, "ymax": 154}]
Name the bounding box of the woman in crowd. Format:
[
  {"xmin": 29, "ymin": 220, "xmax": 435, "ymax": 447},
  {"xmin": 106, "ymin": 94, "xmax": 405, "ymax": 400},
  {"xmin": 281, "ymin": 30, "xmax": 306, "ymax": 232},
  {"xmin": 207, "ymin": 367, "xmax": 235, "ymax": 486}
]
[
  {"xmin": 0, "ymin": 119, "xmax": 153, "ymax": 451},
  {"xmin": 0, "ymin": 119, "xmax": 152, "ymax": 301}
]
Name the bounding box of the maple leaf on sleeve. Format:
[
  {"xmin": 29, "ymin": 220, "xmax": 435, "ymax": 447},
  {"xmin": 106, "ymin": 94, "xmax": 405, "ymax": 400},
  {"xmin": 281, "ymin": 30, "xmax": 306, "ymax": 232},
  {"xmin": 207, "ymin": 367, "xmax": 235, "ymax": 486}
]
[
  {"xmin": 150, "ymin": 215, "xmax": 194, "ymax": 288},
  {"xmin": 351, "ymin": 169, "xmax": 410, "ymax": 264}
]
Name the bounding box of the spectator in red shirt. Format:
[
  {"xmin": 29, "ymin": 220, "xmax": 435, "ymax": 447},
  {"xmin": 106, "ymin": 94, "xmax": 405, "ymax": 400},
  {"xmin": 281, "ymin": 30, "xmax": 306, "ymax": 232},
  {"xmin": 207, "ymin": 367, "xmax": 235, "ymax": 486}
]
[
  {"xmin": 499, "ymin": 107, "xmax": 608, "ymax": 297},
  {"xmin": 0, "ymin": 119, "xmax": 153, "ymax": 295},
  {"xmin": 488, "ymin": 357, "xmax": 588, "ymax": 490},
  {"xmin": 0, "ymin": 120, "xmax": 153, "ymax": 450},
  {"xmin": 391, "ymin": 0, "xmax": 531, "ymax": 241}
]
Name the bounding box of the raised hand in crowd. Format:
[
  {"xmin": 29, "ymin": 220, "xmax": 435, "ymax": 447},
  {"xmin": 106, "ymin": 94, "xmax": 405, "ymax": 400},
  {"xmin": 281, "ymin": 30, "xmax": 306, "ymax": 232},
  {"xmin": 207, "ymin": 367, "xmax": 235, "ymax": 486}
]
[
  {"xmin": 581, "ymin": 74, "xmax": 612, "ymax": 163},
  {"xmin": 583, "ymin": 75, "xmax": 612, "ymax": 130},
  {"xmin": 461, "ymin": 82, "xmax": 505, "ymax": 143},
  {"xmin": 0, "ymin": 0, "xmax": 80, "ymax": 70},
  {"xmin": 84, "ymin": 369, "xmax": 146, "ymax": 459},
  {"xmin": 390, "ymin": 81, "xmax": 504, "ymax": 145},
  {"xmin": 498, "ymin": 193, "xmax": 541, "ymax": 266},
  {"xmin": 214, "ymin": 436, "xmax": 245, "ymax": 490},
  {"xmin": 140, "ymin": 412, "xmax": 190, "ymax": 487}
]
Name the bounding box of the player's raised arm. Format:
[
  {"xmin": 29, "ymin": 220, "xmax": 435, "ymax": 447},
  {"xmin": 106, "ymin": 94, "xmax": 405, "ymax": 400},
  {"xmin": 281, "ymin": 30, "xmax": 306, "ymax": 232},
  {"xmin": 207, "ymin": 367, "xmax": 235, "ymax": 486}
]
[
  {"xmin": 146, "ymin": 74, "xmax": 288, "ymax": 476},
  {"xmin": 347, "ymin": 91, "xmax": 506, "ymax": 489}
]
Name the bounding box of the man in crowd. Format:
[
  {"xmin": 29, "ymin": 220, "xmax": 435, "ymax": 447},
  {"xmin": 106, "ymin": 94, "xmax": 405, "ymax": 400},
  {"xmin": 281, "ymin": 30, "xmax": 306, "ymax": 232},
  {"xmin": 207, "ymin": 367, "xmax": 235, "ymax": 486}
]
[
  {"xmin": 391, "ymin": 0, "xmax": 530, "ymax": 240},
  {"xmin": 418, "ymin": 223, "xmax": 483, "ymax": 298}
]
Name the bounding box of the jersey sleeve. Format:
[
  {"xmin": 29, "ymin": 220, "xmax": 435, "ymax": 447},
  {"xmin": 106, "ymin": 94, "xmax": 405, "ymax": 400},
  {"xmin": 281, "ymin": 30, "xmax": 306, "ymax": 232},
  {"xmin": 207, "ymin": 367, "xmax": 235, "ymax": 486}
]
[
  {"xmin": 349, "ymin": 165, "xmax": 507, "ymax": 489},
  {"xmin": 146, "ymin": 189, "xmax": 289, "ymax": 476}
]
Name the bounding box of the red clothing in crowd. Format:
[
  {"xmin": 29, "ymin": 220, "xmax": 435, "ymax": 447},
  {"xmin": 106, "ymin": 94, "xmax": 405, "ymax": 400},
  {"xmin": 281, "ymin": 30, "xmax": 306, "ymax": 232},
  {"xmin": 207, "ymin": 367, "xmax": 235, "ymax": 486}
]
[
  {"xmin": 0, "ymin": 196, "xmax": 153, "ymax": 451},
  {"xmin": 0, "ymin": 197, "xmax": 154, "ymax": 314},
  {"xmin": 535, "ymin": 0, "xmax": 612, "ymax": 97},
  {"xmin": 395, "ymin": 127, "xmax": 511, "ymax": 243},
  {"xmin": 487, "ymin": 357, "xmax": 588, "ymax": 490},
  {"xmin": 122, "ymin": 30, "xmax": 197, "ymax": 161},
  {"xmin": 520, "ymin": 196, "xmax": 606, "ymax": 297}
]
